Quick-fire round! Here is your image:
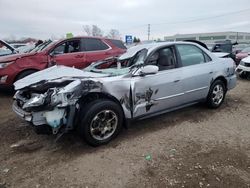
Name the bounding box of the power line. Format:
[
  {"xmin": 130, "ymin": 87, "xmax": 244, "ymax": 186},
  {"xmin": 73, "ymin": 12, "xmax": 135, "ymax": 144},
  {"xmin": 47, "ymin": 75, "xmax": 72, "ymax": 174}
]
[
  {"xmin": 152, "ymin": 8, "xmax": 250, "ymax": 26},
  {"xmin": 121, "ymin": 8, "xmax": 250, "ymax": 31}
]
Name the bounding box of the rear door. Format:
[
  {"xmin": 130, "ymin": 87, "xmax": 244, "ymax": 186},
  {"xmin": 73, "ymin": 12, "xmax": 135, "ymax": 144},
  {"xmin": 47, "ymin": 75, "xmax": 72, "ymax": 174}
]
[
  {"xmin": 176, "ymin": 44, "xmax": 214, "ymax": 103},
  {"xmin": 49, "ymin": 39, "xmax": 86, "ymax": 69},
  {"xmin": 82, "ymin": 38, "xmax": 113, "ymax": 66}
]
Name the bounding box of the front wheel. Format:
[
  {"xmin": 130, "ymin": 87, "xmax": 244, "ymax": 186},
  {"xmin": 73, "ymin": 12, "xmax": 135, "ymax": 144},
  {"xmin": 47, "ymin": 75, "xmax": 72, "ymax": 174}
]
[
  {"xmin": 78, "ymin": 99, "xmax": 123, "ymax": 146},
  {"xmin": 206, "ymin": 80, "xmax": 226, "ymax": 108}
]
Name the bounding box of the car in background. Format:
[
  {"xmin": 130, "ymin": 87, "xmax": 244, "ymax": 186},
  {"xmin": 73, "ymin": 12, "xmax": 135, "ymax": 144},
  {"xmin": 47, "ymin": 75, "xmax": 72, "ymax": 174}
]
[
  {"xmin": 233, "ymin": 43, "xmax": 250, "ymax": 54},
  {"xmin": 10, "ymin": 43, "xmax": 27, "ymax": 49},
  {"xmin": 236, "ymin": 56, "xmax": 250, "ymax": 80},
  {"xmin": 208, "ymin": 40, "xmax": 238, "ymax": 62},
  {"xmin": 16, "ymin": 44, "xmax": 36, "ymax": 53},
  {"xmin": 0, "ymin": 40, "xmax": 37, "ymax": 57},
  {"xmin": 235, "ymin": 47, "xmax": 250, "ymax": 65},
  {"xmin": 13, "ymin": 41, "xmax": 236, "ymax": 146},
  {"xmin": 0, "ymin": 40, "xmax": 18, "ymax": 57},
  {"xmin": 0, "ymin": 36, "xmax": 126, "ymax": 88}
]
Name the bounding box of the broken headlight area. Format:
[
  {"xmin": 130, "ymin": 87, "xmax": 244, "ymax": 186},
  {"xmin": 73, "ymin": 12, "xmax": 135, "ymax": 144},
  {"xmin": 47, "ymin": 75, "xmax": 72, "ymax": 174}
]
[
  {"xmin": 13, "ymin": 79, "xmax": 84, "ymax": 134},
  {"xmin": 13, "ymin": 78, "xmax": 103, "ymax": 135},
  {"xmin": 14, "ymin": 89, "xmax": 55, "ymax": 112},
  {"xmin": 14, "ymin": 80, "xmax": 83, "ymax": 110}
]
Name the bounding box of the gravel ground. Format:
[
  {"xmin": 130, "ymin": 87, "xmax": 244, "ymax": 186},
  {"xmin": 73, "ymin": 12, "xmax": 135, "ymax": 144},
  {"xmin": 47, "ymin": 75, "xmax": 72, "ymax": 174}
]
[{"xmin": 0, "ymin": 79, "xmax": 249, "ymax": 188}]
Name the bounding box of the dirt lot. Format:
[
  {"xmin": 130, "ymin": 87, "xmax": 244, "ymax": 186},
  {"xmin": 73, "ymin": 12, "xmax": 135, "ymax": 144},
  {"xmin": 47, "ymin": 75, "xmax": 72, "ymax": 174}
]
[{"xmin": 0, "ymin": 79, "xmax": 250, "ymax": 188}]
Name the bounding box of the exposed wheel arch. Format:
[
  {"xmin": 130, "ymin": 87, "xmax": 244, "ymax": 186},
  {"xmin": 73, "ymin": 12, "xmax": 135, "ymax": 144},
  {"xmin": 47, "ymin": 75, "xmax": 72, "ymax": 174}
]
[
  {"xmin": 77, "ymin": 92, "xmax": 128, "ymax": 128},
  {"xmin": 212, "ymin": 76, "xmax": 227, "ymax": 90},
  {"xmin": 77, "ymin": 99, "xmax": 124, "ymax": 146}
]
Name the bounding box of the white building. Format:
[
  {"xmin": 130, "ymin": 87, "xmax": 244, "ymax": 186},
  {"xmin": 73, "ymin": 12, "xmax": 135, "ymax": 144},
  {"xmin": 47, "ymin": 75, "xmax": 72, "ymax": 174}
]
[{"xmin": 164, "ymin": 31, "xmax": 250, "ymax": 44}]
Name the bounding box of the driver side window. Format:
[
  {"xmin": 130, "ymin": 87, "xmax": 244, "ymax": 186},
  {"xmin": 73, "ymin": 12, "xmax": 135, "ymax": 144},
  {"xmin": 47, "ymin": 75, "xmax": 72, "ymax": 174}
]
[
  {"xmin": 146, "ymin": 46, "xmax": 176, "ymax": 71},
  {"xmin": 52, "ymin": 40, "xmax": 80, "ymax": 55},
  {"xmin": 53, "ymin": 43, "xmax": 66, "ymax": 55}
]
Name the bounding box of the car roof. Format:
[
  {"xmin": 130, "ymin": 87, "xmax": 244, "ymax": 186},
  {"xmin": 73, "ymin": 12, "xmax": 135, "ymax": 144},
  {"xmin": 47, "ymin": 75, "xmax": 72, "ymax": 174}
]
[
  {"xmin": 53, "ymin": 36, "xmax": 123, "ymax": 46},
  {"xmin": 119, "ymin": 41, "xmax": 203, "ymax": 60}
]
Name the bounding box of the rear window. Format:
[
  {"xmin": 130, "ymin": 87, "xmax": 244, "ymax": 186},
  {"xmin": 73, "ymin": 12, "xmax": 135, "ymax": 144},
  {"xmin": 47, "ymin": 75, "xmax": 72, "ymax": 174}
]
[
  {"xmin": 108, "ymin": 39, "xmax": 127, "ymax": 49},
  {"xmin": 82, "ymin": 38, "xmax": 109, "ymax": 51}
]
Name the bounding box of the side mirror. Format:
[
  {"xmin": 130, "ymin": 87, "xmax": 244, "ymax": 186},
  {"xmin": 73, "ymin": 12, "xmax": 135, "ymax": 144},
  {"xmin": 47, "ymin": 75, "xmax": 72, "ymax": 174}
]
[{"xmin": 140, "ymin": 65, "xmax": 159, "ymax": 76}]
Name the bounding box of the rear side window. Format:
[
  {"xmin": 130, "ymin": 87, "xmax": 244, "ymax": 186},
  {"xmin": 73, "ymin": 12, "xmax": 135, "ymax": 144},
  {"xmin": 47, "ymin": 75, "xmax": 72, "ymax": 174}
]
[
  {"xmin": 82, "ymin": 38, "xmax": 109, "ymax": 51},
  {"xmin": 176, "ymin": 44, "xmax": 211, "ymax": 67},
  {"xmin": 108, "ymin": 39, "xmax": 127, "ymax": 49}
]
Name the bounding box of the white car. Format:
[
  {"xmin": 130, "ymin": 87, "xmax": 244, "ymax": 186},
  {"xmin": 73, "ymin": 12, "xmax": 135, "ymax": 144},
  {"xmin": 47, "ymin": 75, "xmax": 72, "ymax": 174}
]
[{"xmin": 236, "ymin": 56, "xmax": 250, "ymax": 80}]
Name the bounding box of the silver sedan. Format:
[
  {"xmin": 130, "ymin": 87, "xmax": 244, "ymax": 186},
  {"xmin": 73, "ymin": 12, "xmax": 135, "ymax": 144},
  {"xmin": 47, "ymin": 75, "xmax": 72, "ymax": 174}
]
[{"xmin": 13, "ymin": 42, "xmax": 237, "ymax": 146}]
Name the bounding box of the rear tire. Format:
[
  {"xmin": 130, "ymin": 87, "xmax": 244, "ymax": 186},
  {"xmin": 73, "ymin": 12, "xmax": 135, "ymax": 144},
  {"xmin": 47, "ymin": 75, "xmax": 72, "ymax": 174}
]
[
  {"xmin": 77, "ymin": 99, "xmax": 123, "ymax": 146},
  {"xmin": 206, "ymin": 80, "xmax": 226, "ymax": 109}
]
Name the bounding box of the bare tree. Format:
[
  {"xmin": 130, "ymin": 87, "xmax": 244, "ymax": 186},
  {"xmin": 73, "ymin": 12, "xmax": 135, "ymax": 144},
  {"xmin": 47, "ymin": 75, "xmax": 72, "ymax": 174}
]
[
  {"xmin": 83, "ymin": 25, "xmax": 92, "ymax": 36},
  {"xmin": 107, "ymin": 29, "xmax": 121, "ymax": 39},
  {"xmin": 92, "ymin": 25, "xmax": 103, "ymax": 37},
  {"xmin": 83, "ymin": 25, "xmax": 103, "ymax": 37}
]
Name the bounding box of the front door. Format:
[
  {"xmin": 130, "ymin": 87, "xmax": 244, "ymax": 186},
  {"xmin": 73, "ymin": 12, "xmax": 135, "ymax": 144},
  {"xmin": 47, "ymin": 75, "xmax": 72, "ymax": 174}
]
[{"xmin": 132, "ymin": 46, "xmax": 184, "ymax": 118}]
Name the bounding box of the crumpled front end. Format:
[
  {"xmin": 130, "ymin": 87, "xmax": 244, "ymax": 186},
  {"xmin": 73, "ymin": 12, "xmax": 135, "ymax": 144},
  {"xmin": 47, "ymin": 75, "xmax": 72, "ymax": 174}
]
[{"xmin": 13, "ymin": 78, "xmax": 102, "ymax": 134}]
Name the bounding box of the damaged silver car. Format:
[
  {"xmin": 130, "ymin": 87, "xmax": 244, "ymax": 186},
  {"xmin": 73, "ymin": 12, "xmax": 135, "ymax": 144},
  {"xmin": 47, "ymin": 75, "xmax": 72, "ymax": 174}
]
[{"xmin": 13, "ymin": 42, "xmax": 237, "ymax": 146}]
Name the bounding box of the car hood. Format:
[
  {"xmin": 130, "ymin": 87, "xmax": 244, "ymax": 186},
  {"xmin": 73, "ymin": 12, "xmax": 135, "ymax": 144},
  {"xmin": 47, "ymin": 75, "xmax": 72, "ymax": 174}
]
[
  {"xmin": 14, "ymin": 65, "xmax": 107, "ymax": 90},
  {"xmin": 0, "ymin": 52, "xmax": 37, "ymax": 63},
  {"xmin": 236, "ymin": 52, "xmax": 248, "ymax": 59},
  {"xmin": 242, "ymin": 56, "xmax": 250, "ymax": 63}
]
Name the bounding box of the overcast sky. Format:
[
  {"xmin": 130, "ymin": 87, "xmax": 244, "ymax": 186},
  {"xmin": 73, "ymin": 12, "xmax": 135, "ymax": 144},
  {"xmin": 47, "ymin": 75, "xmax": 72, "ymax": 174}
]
[{"xmin": 1, "ymin": 0, "xmax": 250, "ymax": 41}]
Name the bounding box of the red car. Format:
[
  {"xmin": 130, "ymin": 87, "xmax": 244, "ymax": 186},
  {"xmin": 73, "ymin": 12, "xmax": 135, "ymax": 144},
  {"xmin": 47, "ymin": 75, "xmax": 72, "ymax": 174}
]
[
  {"xmin": 235, "ymin": 46, "xmax": 250, "ymax": 64},
  {"xmin": 0, "ymin": 36, "xmax": 126, "ymax": 88}
]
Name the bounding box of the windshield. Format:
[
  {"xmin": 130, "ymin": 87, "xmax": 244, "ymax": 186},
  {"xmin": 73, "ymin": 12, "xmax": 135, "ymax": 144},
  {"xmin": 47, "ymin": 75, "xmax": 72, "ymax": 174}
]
[
  {"xmin": 84, "ymin": 48, "xmax": 148, "ymax": 76},
  {"xmin": 17, "ymin": 44, "xmax": 36, "ymax": 53},
  {"xmin": 30, "ymin": 40, "xmax": 54, "ymax": 52},
  {"xmin": 241, "ymin": 47, "xmax": 250, "ymax": 53}
]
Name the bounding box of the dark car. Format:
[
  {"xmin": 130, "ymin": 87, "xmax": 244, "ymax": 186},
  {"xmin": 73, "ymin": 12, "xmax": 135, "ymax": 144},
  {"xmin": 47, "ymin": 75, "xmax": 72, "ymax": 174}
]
[
  {"xmin": 0, "ymin": 36, "xmax": 126, "ymax": 88},
  {"xmin": 211, "ymin": 40, "xmax": 236, "ymax": 56}
]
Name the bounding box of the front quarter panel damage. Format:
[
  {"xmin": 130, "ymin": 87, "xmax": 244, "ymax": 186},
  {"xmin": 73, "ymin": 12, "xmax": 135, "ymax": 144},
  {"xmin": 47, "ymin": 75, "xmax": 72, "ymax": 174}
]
[{"xmin": 13, "ymin": 76, "xmax": 135, "ymax": 135}]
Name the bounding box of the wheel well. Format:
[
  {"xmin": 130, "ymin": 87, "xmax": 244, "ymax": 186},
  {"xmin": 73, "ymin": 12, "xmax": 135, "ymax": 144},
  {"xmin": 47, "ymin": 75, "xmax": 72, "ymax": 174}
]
[
  {"xmin": 214, "ymin": 76, "xmax": 227, "ymax": 90},
  {"xmin": 14, "ymin": 69, "xmax": 39, "ymax": 82},
  {"xmin": 78, "ymin": 92, "xmax": 128, "ymax": 127}
]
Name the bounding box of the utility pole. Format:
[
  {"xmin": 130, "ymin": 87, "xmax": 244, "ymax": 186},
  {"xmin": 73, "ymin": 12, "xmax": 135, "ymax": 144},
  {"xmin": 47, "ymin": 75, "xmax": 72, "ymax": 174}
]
[{"xmin": 148, "ymin": 24, "xmax": 150, "ymax": 41}]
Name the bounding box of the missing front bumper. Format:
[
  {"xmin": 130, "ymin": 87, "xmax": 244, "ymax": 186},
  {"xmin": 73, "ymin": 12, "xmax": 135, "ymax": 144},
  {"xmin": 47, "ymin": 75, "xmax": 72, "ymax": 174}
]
[{"xmin": 12, "ymin": 101, "xmax": 32, "ymax": 122}]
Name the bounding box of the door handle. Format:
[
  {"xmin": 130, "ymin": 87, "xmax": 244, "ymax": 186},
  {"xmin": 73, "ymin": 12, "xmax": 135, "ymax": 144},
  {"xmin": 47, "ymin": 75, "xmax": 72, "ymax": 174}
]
[
  {"xmin": 105, "ymin": 51, "xmax": 112, "ymax": 55},
  {"xmin": 209, "ymin": 71, "xmax": 213, "ymax": 74},
  {"xmin": 174, "ymin": 79, "xmax": 180, "ymax": 83},
  {"xmin": 75, "ymin": 54, "xmax": 84, "ymax": 58}
]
